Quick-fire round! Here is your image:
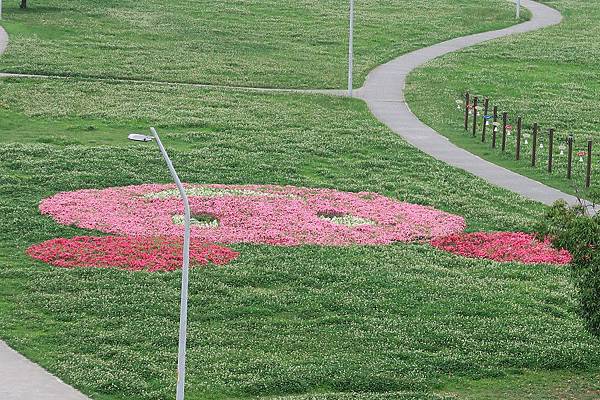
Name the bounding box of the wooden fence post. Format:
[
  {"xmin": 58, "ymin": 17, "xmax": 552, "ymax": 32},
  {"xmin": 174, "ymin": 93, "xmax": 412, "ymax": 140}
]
[
  {"xmin": 472, "ymin": 96, "xmax": 478, "ymax": 136},
  {"xmin": 481, "ymin": 98, "xmax": 489, "ymax": 142},
  {"xmin": 586, "ymin": 139, "xmax": 593, "ymax": 188},
  {"xmin": 464, "ymin": 92, "xmax": 470, "ymax": 131},
  {"xmin": 548, "ymin": 129, "xmax": 554, "ymax": 173},
  {"xmin": 502, "ymin": 112, "xmax": 508, "ymax": 152},
  {"xmin": 567, "ymin": 135, "xmax": 573, "ymax": 179},
  {"xmin": 531, "ymin": 123, "xmax": 538, "ymax": 167},
  {"xmin": 516, "ymin": 117, "xmax": 522, "ymax": 160},
  {"xmin": 492, "ymin": 106, "xmax": 498, "ymax": 148}
]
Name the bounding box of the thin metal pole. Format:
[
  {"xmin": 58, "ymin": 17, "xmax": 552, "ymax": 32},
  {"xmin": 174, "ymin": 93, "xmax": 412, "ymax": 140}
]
[
  {"xmin": 0, "ymin": 0, "xmax": 3, "ymax": 20},
  {"xmin": 516, "ymin": 0, "xmax": 521, "ymax": 19},
  {"xmin": 150, "ymin": 127, "xmax": 190, "ymax": 400},
  {"xmin": 348, "ymin": 0, "xmax": 354, "ymax": 97}
]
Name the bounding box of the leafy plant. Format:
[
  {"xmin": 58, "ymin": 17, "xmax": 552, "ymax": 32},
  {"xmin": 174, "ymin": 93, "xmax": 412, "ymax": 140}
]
[{"xmin": 537, "ymin": 190, "xmax": 600, "ymax": 335}]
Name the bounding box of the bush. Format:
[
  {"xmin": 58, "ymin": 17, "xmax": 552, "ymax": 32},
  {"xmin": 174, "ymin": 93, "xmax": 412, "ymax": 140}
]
[{"xmin": 538, "ymin": 191, "xmax": 600, "ymax": 335}]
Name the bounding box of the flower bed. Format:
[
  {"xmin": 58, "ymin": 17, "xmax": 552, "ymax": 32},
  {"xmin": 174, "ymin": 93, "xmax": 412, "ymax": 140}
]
[
  {"xmin": 31, "ymin": 185, "xmax": 573, "ymax": 270},
  {"xmin": 39, "ymin": 184, "xmax": 466, "ymax": 246},
  {"xmin": 27, "ymin": 236, "xmax": 239, "ymax": 272},
  {"xmin": 430, "ymin": 232, "xmax": 572, "ymax": 265}
]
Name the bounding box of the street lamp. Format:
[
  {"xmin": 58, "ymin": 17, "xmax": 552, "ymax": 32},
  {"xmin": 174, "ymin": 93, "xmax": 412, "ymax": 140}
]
[
  {"xmin": 348, "ymin": 0, "xmax": 354, "ymax": 97},
  {"xmin": 516, "ymin": 0, "xmax": 521, "ymax": 19},
  {"xmin": 128, "ymin": 128, "xmax": 191, "ymax": 400}
]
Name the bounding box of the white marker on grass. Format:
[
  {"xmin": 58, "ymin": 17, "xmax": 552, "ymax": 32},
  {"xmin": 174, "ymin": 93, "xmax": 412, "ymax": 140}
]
[
  {"xmin": 128, "ymin": 128, "xmax": 191, "ymax": 400},
  {"xmin": 127, "ymin": 133, "xmax": 153, "ymax": 142}
]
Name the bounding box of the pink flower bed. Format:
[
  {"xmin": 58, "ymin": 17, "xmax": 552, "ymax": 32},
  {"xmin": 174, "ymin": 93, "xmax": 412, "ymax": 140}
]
[
  {"xmin": 30, "ymin": 184, "xmax": 573, "ymax": 270},
  {"xmin": 27, "ymin": 236, "xmax": 239, "ymax": 272},
  {"xmin": 430, "ymin": 232, "xmax": 572, "ymax": 265},
  {"xmin": 39, "ymin": 184, "xmax": 466, "ymax": 246}
]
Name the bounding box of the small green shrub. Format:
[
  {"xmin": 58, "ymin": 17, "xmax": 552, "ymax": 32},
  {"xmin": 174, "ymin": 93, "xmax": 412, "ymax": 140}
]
[{"xmin": 538, "ymin": 192, "xmax": 600, "ymax": 335}]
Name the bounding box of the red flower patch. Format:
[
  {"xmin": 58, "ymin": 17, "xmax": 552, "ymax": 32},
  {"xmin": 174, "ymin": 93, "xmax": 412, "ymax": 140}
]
[
  {"xmin": 431, "ymin": 232, "xmax": 572, "ymax": 265},
  {"xmin": 27, "ymin": 236, "xmax": 239, "ymax": 272}
]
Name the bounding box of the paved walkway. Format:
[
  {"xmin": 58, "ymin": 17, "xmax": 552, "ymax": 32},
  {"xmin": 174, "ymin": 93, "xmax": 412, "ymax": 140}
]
[
  {"xmin": 0, "ymin": 25, "xmax": 7, "ymax": 54},
  {"xmin": 355, "ymin": 0, "xmax": 577, "ymax": 206},
  {"xmin": 0, "ymin": 340, "xmax": 89, "ymax": 400},
  {"xmin": 1, "ymin": 26, "xmax": 90, "ymax": 400}
]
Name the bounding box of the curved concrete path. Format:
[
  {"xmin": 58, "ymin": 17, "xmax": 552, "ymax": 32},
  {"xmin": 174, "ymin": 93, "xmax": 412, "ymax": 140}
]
[
  {"xmin": 0, "ymin": 25, "xmax": 7, "ymax": 54},
  {"xmin": 0, "ymin": 340, "xmax": 89, "ymax": 400},
  {"xmin": 355, "ymin": 0, "xmax": 577, "ymax": 207}
]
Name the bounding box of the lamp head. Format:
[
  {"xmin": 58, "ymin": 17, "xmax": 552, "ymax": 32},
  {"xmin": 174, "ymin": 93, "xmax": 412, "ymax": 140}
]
[{"xmin": 128, "ymin": 133, "xmax": 153, "ymax": 142}]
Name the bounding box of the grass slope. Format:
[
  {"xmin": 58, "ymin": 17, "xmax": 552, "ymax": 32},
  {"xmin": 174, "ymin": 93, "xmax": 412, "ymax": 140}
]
[
  {"xmin": 0, "ymin": 78, "xmax": 541, "ymax": 231},
  {"xmin": 439, "ymin": 370, "xmax": 600, "ymax": 399},
  {"xmin": 0, "ymin": 80, "xmax": 599, "ymax": 399},
  {"xmin": 1, "ymin": 0, "xmax": 599, "ymax": 398},
  {"xmin": 406, "ymin": 0, "xmax": 599, "ymax": 196},
  {"xmin": 0, "ymin": 0, "xmax": 523, "ymax": 88}
]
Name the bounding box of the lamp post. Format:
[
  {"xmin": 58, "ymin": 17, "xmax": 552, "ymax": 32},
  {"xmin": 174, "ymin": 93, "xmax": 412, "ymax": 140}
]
[
  {"xmin": 516, "ymin": 0, "xmax": 521, "ymax": 19},
  {"xmin": 128, "ymin": 128, "xmax": 191, "ymax": 400},
  {"xmin": 348, "ymin": 0, "xmax": 354, "ymax": 97},
  {"xmin": 1, "ymin": 0, "xmax": 3, "ymax": 20}
]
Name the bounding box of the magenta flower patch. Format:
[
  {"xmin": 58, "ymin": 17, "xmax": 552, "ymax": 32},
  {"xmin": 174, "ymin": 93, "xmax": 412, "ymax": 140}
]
[
  {"xmin": 430, "ymin": 232, "xmax": 572, "ymax": 265},
  {"xmin": 27, "ymin": 236, "xmax": 239, "ymax": 272},
  {"xmin": 39, "ymin": 184, "xmax": 466, "ymax": 246}
]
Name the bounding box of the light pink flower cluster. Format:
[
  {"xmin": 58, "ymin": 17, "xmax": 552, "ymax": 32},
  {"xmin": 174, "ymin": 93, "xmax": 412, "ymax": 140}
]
[
  {"xmin": 431, "ymin": 232, "xmax": 572, "ymax": 265},
  {"xmin": 27, "ymin": 236, "xmax": 239, "ymax": 272},
  {"xmin": 38, "ymin": 184, "xmax": 466, "ymax": 246}
]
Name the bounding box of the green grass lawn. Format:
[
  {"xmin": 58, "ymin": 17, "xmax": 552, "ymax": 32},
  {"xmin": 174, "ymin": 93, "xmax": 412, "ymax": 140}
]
[
  {"xmin": 405, "ymin": 0, "xmax": 599, "ymax": 197},
  {"xmin": 0, "ymin": 0, "xmax": 524, "ymax": 88},
  {"xmin": 1, "ymin": 79, "xmax": 599, "ymax": 400},
  {"xmin": 1, "ymin": 0, "xmax": 600, "ymax": 399},
  {"xmin": 0, "ymin": 78, "xmax": 542, "ymax": 231}
]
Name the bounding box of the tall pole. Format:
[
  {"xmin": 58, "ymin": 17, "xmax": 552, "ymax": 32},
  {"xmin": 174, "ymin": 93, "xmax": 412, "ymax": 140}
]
[
  {"xmin": 150, "ymin": 127, "xmax": 190, "ymax": 400},
  {"xmin": 0, "ymin": 0, "xmax": 3, "ymax": 20},
  {"xmin": 348, "ymin": 0, "xmax": 354, "ymax": 97},
  {"xmin": 516, "ymin": 0, "xmax": 521, "ymax": 19}
]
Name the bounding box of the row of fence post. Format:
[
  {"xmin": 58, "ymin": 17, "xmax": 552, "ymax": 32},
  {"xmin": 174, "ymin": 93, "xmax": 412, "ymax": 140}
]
[{"xmin": 464, "ymin": 93, "xmax": 594, "ymax": 188}]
